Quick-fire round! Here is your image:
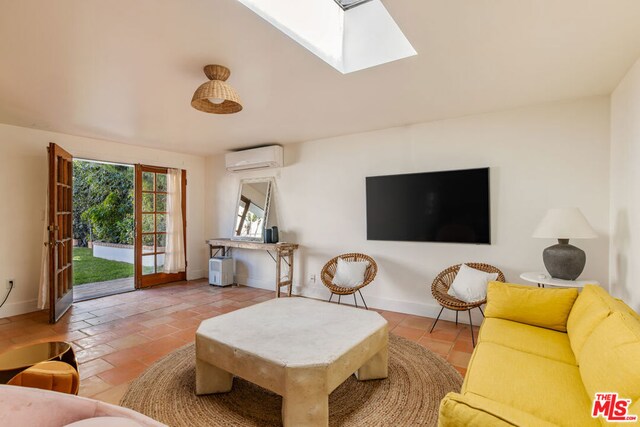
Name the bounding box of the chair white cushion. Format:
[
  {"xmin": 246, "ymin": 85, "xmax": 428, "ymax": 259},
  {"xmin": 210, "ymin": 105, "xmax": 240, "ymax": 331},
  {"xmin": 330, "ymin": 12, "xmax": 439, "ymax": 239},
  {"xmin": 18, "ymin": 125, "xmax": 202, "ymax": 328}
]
[
  {"xmin": 332, "ymin": 258, "xmax": 369, "ymax": 288},
  {"xmin": 447, "ymin": 264, "xmax": 498, "ymax": 303}
]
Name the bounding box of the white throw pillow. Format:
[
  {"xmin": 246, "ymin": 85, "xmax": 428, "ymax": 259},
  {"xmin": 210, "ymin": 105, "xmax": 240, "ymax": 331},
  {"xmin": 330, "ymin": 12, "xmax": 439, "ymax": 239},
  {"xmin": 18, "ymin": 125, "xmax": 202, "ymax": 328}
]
[
  {"xmin": 332, "ymin": 258, "xmax": 369, "ymax": 288},
  {"xmin": 447, "ymin": 264, "xmax": 498, "ymax": 303}
]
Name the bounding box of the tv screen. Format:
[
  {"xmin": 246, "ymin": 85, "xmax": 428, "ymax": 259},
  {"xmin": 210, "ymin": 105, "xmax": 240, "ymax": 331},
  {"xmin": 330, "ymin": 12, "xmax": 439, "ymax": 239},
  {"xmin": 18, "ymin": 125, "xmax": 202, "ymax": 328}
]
[{"xmin": 366, "ymin": 168, "xmax": 490, "ymax": 244}]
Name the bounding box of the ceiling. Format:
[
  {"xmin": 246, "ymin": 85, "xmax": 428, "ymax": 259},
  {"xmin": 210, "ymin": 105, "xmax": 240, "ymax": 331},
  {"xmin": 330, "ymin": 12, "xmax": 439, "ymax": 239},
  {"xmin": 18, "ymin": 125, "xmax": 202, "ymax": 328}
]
[{"xmin": 1, "ymin": 0, "xmax": 640, "ymax": 155}]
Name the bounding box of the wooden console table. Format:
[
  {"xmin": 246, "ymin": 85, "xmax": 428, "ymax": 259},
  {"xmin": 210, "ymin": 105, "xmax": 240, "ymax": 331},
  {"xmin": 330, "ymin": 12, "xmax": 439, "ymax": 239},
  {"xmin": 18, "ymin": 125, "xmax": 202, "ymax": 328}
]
[{"xmin": 205, "ymin": 239, "xmax": 299, "ymax": 297}]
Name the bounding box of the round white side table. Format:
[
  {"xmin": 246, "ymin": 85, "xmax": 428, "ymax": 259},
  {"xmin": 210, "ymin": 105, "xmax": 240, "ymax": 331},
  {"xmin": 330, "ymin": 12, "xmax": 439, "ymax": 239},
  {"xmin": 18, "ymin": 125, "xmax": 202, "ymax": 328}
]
[{"xmin": 520, "ymin": 272, "xmax": 599, "ymax": 289}]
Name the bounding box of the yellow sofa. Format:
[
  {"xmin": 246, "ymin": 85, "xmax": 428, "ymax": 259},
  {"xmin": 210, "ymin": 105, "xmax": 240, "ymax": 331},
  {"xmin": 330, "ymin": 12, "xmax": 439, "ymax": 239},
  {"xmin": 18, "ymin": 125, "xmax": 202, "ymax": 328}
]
[{"xmin": 439, "ymin": 282, "xmax": 640, "ymax": 426}]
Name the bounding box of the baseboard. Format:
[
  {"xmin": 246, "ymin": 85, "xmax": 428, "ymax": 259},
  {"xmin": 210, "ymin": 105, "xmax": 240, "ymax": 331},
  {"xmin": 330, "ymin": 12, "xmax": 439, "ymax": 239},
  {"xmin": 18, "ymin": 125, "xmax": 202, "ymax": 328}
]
[
  {"xmin": 234, "ymin": 274, "xmax": 288, "ymax": 293},
  {"xmin": 363, "ymin": 294, "xmax": 484, "ymax": 325},
  {"xmin": 187, "ymin": 269, "xmax": 206, "ymax": 281},
  {"xmin": 0, "ymin": 299, "xmax": 39, "ymax": 319},
  {"xmin": 244, "ymin": 281, "xmax": 484, "ymax": 325}
]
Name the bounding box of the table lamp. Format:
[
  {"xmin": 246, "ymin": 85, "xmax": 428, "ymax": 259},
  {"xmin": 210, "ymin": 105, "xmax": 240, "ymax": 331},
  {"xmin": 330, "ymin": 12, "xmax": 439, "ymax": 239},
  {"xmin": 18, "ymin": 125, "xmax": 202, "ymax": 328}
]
[{"xmin": 532, "ymin": 207, "xmax": 597, "ymax": 280}]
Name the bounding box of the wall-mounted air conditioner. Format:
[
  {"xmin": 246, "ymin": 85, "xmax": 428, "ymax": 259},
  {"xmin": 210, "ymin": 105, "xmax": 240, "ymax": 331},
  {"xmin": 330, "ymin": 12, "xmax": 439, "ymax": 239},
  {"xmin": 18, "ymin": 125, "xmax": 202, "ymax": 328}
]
[{"xmin": 225, "ymin": 145, "xmax": 283, "ymax": 172}]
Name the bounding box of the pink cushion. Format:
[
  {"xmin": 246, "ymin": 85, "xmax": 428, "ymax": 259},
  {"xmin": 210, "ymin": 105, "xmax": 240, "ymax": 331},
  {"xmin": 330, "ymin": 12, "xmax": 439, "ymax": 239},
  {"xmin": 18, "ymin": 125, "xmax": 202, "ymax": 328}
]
[
  {"xmin": 65, "ymin": 417, "xmax": 143, "ymax": 427},
  {"xmin": 0, "ymin": 385, "xmax": 165, "ymax": 427}
]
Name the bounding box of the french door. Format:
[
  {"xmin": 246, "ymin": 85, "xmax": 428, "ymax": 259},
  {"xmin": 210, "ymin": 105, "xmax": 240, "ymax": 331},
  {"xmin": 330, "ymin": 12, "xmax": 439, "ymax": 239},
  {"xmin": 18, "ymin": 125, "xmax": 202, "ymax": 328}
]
[
  {"xmin": 135, "ymin": 165, "xmax": 187, "ymax": 288},
  {"xmin": 47, "ymin": 143, "xmax": 74, "ymax": 323}
]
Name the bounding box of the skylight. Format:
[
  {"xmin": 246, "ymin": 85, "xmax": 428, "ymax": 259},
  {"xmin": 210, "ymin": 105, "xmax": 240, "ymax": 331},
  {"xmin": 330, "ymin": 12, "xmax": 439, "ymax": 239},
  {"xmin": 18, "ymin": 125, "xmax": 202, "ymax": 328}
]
[{"xmin": 236, "ymin": 0, "xmax": 416, "ymax": 74}]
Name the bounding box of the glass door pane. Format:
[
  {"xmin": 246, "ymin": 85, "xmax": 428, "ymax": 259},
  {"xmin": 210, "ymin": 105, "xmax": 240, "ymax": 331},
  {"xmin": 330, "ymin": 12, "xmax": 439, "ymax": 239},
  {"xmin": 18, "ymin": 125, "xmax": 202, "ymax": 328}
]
[
  {"xmin": 137, "ymin": 167, "xmax": 176, "ymax": 285},
  {"xmin": 136, "ymin": 166, "xmax": 185, "ymax": 288}
]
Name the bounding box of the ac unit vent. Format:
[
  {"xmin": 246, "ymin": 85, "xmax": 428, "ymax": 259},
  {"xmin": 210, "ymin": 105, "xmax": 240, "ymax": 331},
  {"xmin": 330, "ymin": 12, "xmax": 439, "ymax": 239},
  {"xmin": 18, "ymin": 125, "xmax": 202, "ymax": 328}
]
[{"xmin": 225, "ymin": 145, "xmax": 284, "ymax": 172}]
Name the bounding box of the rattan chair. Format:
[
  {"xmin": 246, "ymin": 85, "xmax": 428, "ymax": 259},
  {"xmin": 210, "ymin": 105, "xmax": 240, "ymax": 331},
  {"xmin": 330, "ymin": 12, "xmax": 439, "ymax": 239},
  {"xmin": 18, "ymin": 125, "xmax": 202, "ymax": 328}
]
[
  {"xmin": 429, "ymin": 263, "xmax": 505, "ymax": 346},
  {"xmin": 321, "ymin": 253, "xmax": 378, "ymax": 310}
]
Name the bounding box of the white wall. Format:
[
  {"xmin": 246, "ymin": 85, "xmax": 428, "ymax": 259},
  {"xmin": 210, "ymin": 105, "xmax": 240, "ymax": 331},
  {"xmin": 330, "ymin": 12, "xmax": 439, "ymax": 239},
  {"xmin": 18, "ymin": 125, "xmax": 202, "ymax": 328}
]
[
  {"xmin": 610, "ymin": 58, "xmax": 640, "ymax": 312},
  {"xmin": 0, "ymin": 123, "xmax": 207, "ymax": 318},
  {"xmin": 92, "ymin": 243, "xmax": 135, "ymax": 264},
  {"xmin": 91, "ymin": 243, "xmax": 159, "ymax": 267},
  {"xmin": 205, "ymin": 97, "xmax": 611, "ymax": 321}
]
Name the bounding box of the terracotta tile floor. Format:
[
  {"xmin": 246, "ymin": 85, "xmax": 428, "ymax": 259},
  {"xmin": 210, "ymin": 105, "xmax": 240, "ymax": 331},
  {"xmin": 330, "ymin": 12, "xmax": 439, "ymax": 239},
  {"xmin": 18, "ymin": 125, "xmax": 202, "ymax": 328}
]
[{"xmin": 0, "ymin": 279, "xmax": 476, "ymax": 405}]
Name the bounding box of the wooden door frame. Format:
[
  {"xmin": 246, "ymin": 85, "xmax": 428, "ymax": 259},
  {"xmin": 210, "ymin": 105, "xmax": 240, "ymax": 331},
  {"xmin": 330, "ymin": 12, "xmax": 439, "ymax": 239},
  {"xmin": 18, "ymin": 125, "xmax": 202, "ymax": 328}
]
[
  {"xmin": 48, "ymin": 143, "xmax": 74, "ymax": 323},
  {"xmin": 134, "ymin": 165, "xmax": 187, "ymax": 288}
]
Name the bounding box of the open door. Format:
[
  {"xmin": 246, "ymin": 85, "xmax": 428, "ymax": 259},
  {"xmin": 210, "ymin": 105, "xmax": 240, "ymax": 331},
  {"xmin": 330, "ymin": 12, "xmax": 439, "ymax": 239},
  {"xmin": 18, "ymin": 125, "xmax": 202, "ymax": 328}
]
[
  {"xmin": 48, "ymin": 143, "xmax": 73, "ymax": 323},
  {"xmin": 135, "ymin": 165, "xmax": 187, "ymax": 288}
]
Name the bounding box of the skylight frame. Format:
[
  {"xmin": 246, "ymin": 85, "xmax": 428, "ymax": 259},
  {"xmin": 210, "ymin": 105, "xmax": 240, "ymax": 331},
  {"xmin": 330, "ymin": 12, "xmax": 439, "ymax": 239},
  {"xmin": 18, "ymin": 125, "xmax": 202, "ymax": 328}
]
[{"xmin": 333, "ymin": 0, "xmax": 374, "ymax": 11}]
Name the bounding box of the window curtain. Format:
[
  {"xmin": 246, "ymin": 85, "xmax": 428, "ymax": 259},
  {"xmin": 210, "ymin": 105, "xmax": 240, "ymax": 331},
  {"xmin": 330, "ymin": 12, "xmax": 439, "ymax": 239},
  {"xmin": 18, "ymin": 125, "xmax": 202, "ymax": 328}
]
[{"xmin": 164, "ymin": 168, "xmax": 186, "ymax": 274}]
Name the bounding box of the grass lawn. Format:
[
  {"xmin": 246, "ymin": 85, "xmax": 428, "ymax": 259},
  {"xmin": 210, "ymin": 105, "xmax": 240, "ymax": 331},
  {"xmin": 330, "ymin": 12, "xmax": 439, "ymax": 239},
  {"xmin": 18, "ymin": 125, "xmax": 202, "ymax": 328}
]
[{"xmin": 73, "ymin": 247, "xmax": 134, "ymax": 286}]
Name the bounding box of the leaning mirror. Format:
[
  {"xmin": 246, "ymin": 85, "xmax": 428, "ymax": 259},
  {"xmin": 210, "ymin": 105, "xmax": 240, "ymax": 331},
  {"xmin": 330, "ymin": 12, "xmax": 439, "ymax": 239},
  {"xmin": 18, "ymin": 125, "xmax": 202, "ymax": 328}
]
[{"xmin": 232, "ymin": 178, "xmax": 273, "ymax": 241}]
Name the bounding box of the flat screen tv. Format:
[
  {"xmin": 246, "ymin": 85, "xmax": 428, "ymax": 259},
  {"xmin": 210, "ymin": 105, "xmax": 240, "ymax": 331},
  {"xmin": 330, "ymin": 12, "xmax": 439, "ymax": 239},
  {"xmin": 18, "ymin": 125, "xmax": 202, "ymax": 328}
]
[{"xmin": 366, "ymin": 168, "xmax": 490, "ymax": 244}]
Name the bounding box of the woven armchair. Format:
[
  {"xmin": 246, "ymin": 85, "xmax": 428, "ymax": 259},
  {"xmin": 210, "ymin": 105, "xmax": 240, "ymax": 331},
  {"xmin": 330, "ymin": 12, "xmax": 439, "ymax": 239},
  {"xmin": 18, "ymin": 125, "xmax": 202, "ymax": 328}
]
[
  {"xmin": 429, "ymin": 263, "xmax": 505, "ymax": 346},
  {"xmin": 321, "ymin": 253, "xmax": 378, "ymax": 310}
]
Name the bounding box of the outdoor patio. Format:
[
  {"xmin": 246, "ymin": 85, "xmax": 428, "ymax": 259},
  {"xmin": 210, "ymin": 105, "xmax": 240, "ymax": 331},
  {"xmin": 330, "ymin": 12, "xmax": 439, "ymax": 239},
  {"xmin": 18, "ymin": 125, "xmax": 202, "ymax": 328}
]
[{"xmin": 73, "ymin": 277, "xmax": 135, "ymax": 302}]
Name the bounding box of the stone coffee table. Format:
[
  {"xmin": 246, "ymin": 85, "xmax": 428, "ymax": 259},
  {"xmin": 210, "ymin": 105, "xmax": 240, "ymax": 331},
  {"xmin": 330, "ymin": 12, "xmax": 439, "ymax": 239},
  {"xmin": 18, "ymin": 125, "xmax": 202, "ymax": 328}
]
[{"xmin": 195, "ymin": 297, "xmax": 388, "ymax": 426}]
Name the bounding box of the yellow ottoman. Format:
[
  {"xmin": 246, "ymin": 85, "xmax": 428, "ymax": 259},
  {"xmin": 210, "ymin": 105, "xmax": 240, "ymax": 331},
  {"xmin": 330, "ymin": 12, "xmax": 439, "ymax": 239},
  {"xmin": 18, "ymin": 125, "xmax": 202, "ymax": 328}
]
[{"xmin": 8, "ymin": 361, "xmax": 79, "ymax": 395}]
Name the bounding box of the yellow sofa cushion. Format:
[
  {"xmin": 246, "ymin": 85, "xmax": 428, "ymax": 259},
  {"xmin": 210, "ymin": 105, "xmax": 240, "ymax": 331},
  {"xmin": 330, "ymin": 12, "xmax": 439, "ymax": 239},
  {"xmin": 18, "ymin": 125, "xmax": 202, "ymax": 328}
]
[
  {"xmin": 485, "ymin": 282, "xmax": 578, "ymax": 332},
  {"xmin": 478, "ymin": 317, "xmax": 576, "ymax": 365},
  {"xmin": 630, "ymin": 401, "xmax": 640, "ymax": 426},
  {"xmin": 566, "ymin": 284, "xmax": 616, "ymax": 359},
  {"xmin": 578, "ymin": 311, "xmax": 640, "ymax": 423},
  {"xmin": 615, "ymin": 298, "xmax": 640, "ymax": 322},
  {"xmin": 462, "ymin": 342, "xmax": 597, "ymax": 426},
  {"xmin": 439, "ymin": 392, "xmax": 557, "ymax": 427}
]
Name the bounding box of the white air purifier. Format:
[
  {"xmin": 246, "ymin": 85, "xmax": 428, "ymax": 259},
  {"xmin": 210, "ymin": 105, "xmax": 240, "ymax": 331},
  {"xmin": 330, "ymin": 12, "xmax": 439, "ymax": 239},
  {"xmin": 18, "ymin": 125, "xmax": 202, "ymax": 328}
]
[{"xmin": 209, "ymin": 256, "xmax": 234, "ymax": 287}]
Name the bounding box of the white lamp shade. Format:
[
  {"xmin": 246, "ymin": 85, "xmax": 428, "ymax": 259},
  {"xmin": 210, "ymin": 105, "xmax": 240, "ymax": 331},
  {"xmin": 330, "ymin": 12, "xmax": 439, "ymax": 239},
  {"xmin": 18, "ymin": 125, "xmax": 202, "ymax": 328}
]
[{"xmin": 532, "ymin": 207, "xmax": 597, "ymax": 239}]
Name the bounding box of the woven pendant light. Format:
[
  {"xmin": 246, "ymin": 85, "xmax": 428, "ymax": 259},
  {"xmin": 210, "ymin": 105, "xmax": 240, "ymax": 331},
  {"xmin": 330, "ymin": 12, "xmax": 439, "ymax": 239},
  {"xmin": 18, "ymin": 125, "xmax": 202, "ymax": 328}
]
[{"xmin": 191, "ymin": 65, "xmax": 242, "ymax": 114}]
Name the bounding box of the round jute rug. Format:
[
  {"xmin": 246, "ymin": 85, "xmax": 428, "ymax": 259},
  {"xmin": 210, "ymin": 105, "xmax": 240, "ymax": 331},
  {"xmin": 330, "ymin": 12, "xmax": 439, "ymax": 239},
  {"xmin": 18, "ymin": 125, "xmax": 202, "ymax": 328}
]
[{"xmin": 120, "ymin": 335, "xmax": 462, "ymax": 426}]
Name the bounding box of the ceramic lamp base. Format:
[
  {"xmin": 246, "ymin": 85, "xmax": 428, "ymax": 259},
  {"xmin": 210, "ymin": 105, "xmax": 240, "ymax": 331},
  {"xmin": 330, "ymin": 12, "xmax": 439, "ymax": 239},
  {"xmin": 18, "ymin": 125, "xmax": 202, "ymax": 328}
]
[{"xmin": 542, "ymin": 239, "xmax": 586, "ymax": 280}]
